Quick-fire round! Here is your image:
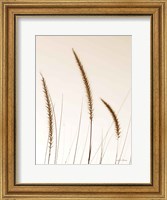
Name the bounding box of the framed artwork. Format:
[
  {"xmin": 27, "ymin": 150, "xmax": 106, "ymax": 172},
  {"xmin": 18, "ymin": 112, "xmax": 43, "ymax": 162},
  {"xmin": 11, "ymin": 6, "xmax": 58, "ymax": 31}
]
[
  {"xmin": 36, "ymin": 35, "xmax": 131, "ymax": 166},
  {"xmin": 0, "ymin": 0, "xmax": 167, "ymax": 199}
]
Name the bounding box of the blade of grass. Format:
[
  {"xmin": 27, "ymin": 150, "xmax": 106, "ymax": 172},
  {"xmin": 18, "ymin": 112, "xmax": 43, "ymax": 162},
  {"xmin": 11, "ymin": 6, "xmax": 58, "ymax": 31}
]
[
  {"xmin": 56, "ymin": 94, "xmax": 63, "ymax": 163},
  {"xmin": 115, "ymin": 139, "xmax": 119, "ymax": 164},
  {"xmin": 61, "ymin": 129, "xmax": 66, "ymax": 164},
  {"xmin": 73, "ymin": 99, "xmax": 83, "ymax": 164},
  {"xmin": 65, "ymin": 130, "xmax": 78, "ymax": 164},
  {"xmin": 102, "ymin": 132, "xmax": 115, "ymax": 160},
  {"xmin": 99, "ymin": 130, "xmax": 103, "ymax": 164},
  {"xmin": 51, "ymin": 103, "xmax": 58, "ymax": 165},
  {"xmin": 118, "ymin": 116, "xmax": 131, "ymax": 164},
  {"xmin": 80, "ymin": 125, "xmax": 89, "ymax": 164}
]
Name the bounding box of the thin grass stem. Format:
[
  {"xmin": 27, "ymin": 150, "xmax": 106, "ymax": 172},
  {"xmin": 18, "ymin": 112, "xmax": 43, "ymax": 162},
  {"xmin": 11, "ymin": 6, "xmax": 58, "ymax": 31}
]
[
  {"xmin": 102, "ymin": 132, "xmax": 115, "ymax": 159},
  {"xmin": 80, "ymin": 126, "xmax": 89, "ymax": 164},
  {"xmin": 99, "ymin": 130, "xmax": 103, "ymax": 164},
  {"xmin": 44, "ymin": 136, "xmax": 49, "ymax": 164},
  {"xmin": 115, "ymin": 139, "xmax": 119, "ymax": 164},
  {"xmin": 118, "ymin": 116, "xmax": 131, "ymax": 164},
  {"xmin": 56, "ymin": 94, "xmax": 63, "ymax": 163},
  {"xmin": 65, "ymin": 131, "xmax": 78, "ymax": 164},
  {"xmin": 88, "ymin": 121, "xmax": 93, "ymax": 164},
  {"xmin": 61, "ymin": 130, "xmax": 66, "ymax": 164},
  {"xmin": 73, "ymin": 99, "xmax": 83, "ymax": 164}
]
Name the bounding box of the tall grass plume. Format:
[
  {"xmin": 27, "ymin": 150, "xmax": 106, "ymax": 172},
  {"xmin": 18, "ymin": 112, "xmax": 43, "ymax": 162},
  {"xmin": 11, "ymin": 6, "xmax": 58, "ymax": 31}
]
[
  {"xmin": 41, "ymin": 74, "xmax": 54, "ymax": 164},
  {"xmin": 101, "ymin": 98, "xmax": 121, "ymax": 164},
  {"xmin": 72, "ymin": 49, "xmax": 93, "ymax": 164},
  {"xmin": 101, "ymin": 99, "xmax": 120, "ymax": 138}
]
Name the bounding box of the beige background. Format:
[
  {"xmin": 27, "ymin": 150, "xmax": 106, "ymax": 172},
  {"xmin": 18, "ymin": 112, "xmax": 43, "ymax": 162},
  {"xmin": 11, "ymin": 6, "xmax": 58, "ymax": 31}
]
[{"xmin": 36, "ymin": 36, "xmax": 131, "ymax": 165}]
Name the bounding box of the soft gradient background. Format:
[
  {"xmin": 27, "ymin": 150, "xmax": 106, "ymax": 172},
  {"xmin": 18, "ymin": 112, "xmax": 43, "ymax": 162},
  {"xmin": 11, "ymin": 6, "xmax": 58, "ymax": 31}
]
[{"xmin": 36, "ymin": 36, "xmax": 131, "ymax": 165}]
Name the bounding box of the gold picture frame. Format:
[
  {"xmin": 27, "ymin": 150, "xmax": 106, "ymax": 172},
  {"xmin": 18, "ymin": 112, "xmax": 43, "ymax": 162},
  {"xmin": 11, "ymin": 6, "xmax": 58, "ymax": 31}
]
[{"xmin": 0, "ymin": 0, "xmax": 167, "ymax": 199}]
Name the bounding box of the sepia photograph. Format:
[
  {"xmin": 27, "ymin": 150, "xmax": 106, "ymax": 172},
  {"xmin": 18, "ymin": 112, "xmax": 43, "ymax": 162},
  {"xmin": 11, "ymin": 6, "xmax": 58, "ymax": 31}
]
[{"xmin": 36, "ymin": 36, "xmax": 132, "ymax": 165}]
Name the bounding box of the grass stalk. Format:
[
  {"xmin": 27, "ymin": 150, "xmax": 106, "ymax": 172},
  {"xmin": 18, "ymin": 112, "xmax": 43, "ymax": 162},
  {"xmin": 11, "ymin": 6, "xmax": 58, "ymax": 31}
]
[
  {"xmin": 88, "ymin": 121, "xmax": 93, "ymax": 164},
  {"xmin": 56, "ymin": 94, "xmax": 63, "ymax": 163},
  {"xmin": 101, "ymin": 99, "xmax": 121, "ymax": 165},
  {"xmin": 73, "ymin": 99, "xmax": 83, "ymax": 164},
  {"xmin": 44, "ymin": 136, "xmax": 49, "ymax": 164},
  {"xmin": 41, "ymin": 74, "xmax": 53, "ymax": 164},
  {"xmin": 80, "ymin": 125, "xmax": 89, "ymax": 164},
  {"xmin": 101, "ymin": 99, "xmax": 120, "ymax": 138},
  {"xmin": 99, "ymin": 130, "xmax": 103, "ymax": 164},
  {"xmin": 65, "ymin": 130, "xmax": 77, "ymax": 164},
  {"xmin": 118, "ymin": 116, "xmax": 131, "ymax": 164},
  {"xmin": 115, "ymin": 139, "xmax": 119, "ymax": 164},
  {"xmin": 72, "ymin": 49, "xmax": 93, "ymax": 164},
  {"xmin": 61, "ymin": 130, "xmax": 66, "ymax": 164},
  {"xmin": 50, "ymin": 103, "xmax": 58, "ymax": 165},
  {"xmin": 102, "ymin": 132, "xmax": 115, "ymax": 159}
]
